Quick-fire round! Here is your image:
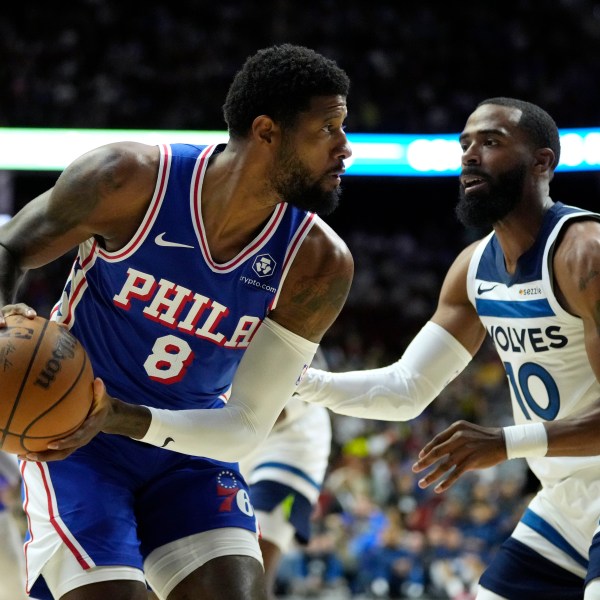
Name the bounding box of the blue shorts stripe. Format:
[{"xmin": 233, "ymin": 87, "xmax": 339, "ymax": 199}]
[
  {"xmin": 522, "ymin": 508, "xmax": 589, "ymax": 568},
  {"xmin": 251, "ymin": 461, "xmax": 321, "ymax": 490}
]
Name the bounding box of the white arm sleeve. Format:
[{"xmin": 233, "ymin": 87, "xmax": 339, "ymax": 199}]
[
  {"xmin": 275, "ymin": 347, "xmax": 330, "ymax": 427},
  {"xmin": 299, "ymin": 321, "xmax": 472, "ymax": 420},
  {"xmin": 139, "ymin": 317, "xmax": 318, "ymax": 461}
]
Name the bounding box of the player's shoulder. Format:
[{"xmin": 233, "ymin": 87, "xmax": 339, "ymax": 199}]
[
  {"xmin": 555, "ymin": 201, "xmax": 600, "ymax": 243},
  {"xmin": 559, "ymin": 214, "xmax": 600, "ymax": 238},
  {"xmin": 448, "ymin": 237, "xmax": 484, "ymax": 274},
  {"xmin": 270, "ymin": 215, "xmax": 353, "ymax": 341},
  {"xmin": 65, "ymin": 141, "xmax": 160, "ymax": 182},
  {"xmin": 551, "ymin": 201, "xmax": 600, "ymax": 238},
  {"xmin": 555, "ymin": 215, "xmax": 600, "ymax": 267},
  {"xmin": 301, "ymin": 215, "xmax": 354, "ymax": 275},
  {"xmin": 169, "ymin": 142, "xmax": 212, "ymax": 158},
  {"xmin": 52, "ymin": 142, "xmax": 161, "ymax": 238}
]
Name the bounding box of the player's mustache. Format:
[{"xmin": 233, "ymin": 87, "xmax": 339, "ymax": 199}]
[{"xmin": 460, "ymin": 167, "xmax": 490, "ymax": 180}]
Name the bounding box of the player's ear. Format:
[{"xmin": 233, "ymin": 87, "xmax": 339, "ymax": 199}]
[
  {"xmin": 534, "ymin": 148, "xmax": 555, "ymax": 175},
  {"xmin": 251, "ymin": 115, "xmax": 280, "ymax": 145}
]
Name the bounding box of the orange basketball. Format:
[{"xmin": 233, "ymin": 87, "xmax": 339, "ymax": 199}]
[{"xmin": 0, "ymin": 315, "xmax": 94, "ymax": 454}]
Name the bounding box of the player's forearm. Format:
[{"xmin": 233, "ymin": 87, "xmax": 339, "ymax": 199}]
[
  {"xmin": 304, "ymin": 364, "xmax": 440, "ymax": 420},
  {"xmin": 301, "ymin": 321, "xmax": 472, "ymax": 420},
  {"xmin": 103, "ymin": 398, "xmax": 152, "ymax": 439},
  {"xmin": 136, "ymin": 403, "xmax": 268, "ymax": 460},
  {"xmin": 545, "ymin": 402, "xmax": 600, "ymax": 456},
  {"xmin": 505, "ymin": 402, "xmax": 600, "ymax": 459},
  {"xmin": 0, "ymin": 242, "xmax": 26, "ymax": 307}
]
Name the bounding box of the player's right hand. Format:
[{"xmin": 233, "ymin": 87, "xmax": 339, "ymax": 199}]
[{"xmin": 411, "ymin": 420, "xmax": 507, "ymax": 493}]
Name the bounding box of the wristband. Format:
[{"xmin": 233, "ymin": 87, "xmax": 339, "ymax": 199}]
[{"xmin": 503, "ymin": 423, "xmax": 548, "ymax": 459}]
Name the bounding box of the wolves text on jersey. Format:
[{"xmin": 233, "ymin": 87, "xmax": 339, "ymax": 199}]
[{"xmin": 487, "ymin": 324, "xmax": 568, "ymax": 354}]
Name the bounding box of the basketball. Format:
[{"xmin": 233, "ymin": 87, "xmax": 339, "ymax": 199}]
[{"xmin": 0, "ymin": 315, "xmax": 94, "ymax": 454}]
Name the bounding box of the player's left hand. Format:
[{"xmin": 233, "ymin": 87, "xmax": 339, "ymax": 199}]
[
  {"xmin": 0, "ymin": 303, "xmax": 37, "ymax": 327},
  {"xmin": 19, "ymin": 378, "xmax": 113, "ymax": 462},
  {"xmin": 411, "ymin": 420, "xmax": 507, "ymax": 493}
]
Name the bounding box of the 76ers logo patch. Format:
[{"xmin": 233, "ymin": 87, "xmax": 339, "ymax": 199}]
[{"xmin": 216, "ymin": 470, "xmax": 254, "ymax": 516}]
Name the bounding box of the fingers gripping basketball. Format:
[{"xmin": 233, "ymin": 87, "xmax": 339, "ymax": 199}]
[{"xmin": 0, "ymin": 315, "xmax": 94, "ymax": 454}]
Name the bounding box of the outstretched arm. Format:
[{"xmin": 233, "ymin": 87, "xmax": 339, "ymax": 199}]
[
  {"xmin": 302, "ymin": 321, "xmax": 472, "ymax": 420},
  {"xmin": 298, "ymin": 242, "xmax": 486, "ymax": 420}
]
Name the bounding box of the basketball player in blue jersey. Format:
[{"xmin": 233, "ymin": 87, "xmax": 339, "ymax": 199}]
[
  {"xmin": 0, "ymin": 44, "xmax": 353, "ymax": 600},
  {"xmin": 298, "ymin": 98, "xmax": 600, "ymax": 599}
]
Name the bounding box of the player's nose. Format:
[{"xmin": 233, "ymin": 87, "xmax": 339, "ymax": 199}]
[{"xmin": 336, "ymin": 131, "xmax": 352, "ymax": 160}]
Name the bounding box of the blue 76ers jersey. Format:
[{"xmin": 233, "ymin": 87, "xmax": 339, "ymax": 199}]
[
  {"xmin": 52, "ymin": 143, "xmax": 316, "ymax": 411},
  {"xmin": 467, "ymin": 201, "xmax": 600, "ymax": 487}
]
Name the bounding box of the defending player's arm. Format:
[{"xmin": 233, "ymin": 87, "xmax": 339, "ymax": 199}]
[{"xmin": 298, "ymin": 243, "xmax": 484, "ymax": 421}]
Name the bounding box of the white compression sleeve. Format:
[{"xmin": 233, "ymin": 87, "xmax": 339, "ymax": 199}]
[
  {"xmin": 275, "ymin": 347, "xmax": 330, "ymax": 427},
  {"xmin": 300, "ymin": 321, "xmax": 472, "ymax": 420},
  {"xmin": 139, "ymin": 317, "xmax": 318, "ymax": 461}
]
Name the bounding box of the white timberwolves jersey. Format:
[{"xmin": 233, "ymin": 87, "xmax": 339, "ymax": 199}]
[{"xmin": 467, "ymin": 202, "xmax": 600, "ymax": 487}]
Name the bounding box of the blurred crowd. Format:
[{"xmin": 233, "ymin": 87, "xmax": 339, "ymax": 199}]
[
  {"xmin": 3, "ymin": 1, "xmax": 600, "ymax": 133},
  {"xmin": 4, "ymin": 1, "xmax": 600, "ymax": 597}
]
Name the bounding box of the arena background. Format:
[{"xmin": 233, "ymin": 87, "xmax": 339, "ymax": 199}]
[{"xmin": 3, "ymin": 2, "xmax": 600, "ymax": 598}]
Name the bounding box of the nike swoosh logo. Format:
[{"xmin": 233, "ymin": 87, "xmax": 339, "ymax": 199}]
[
  {"xmin": 477, "ymin": 283, "xmax": 499, "ymax": 295},
  {"xmin": 160, "ymin": 437, "xmax": 175, "ymax": 448},
  {"xmin": 154, "ymin": 232, "xmax": 195, "ymax": 249}
]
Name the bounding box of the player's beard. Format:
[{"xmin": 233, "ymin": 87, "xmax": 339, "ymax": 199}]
[
  {"xmin": 455, "ymin": 164, "xmax": 527, "ymax": 231},
  {"xmin": 270, "ymin": 140, "xmax": 341, "ymax": 216}
]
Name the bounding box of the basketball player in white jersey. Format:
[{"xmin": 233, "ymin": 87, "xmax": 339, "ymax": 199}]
[
  {"xmin": 0, "ymin": 44, "xmax": 353, "ymax": 600},
  {"xmin": 239, "ymin": 348, "xmax": 332, "ymax": 599},
  {"xmin": 299, "ymin": 98, "xmax": 600, "ymax": 599}
]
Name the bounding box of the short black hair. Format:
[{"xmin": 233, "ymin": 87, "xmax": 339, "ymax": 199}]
[
  {"xmin": 477, "ymin": 97, "xmax": 561, "ymax": 170},
  {"xmin": 223, "ymin": 44, "xmax": 350, "ymax": 139}
]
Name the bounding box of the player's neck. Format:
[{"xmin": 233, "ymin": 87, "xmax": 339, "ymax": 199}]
[
  {"xmin": 494, "ymin": 196, "xmax": 554, "ymax": 274},
  {"xmin": 202, "ymin": 152, "xmax": 279, "ymax": 264}
]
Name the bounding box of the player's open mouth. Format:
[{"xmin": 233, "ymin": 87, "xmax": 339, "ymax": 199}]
[{"xmin": 461, "ymin": 175, "xmax": 487, "ymax": 193}]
